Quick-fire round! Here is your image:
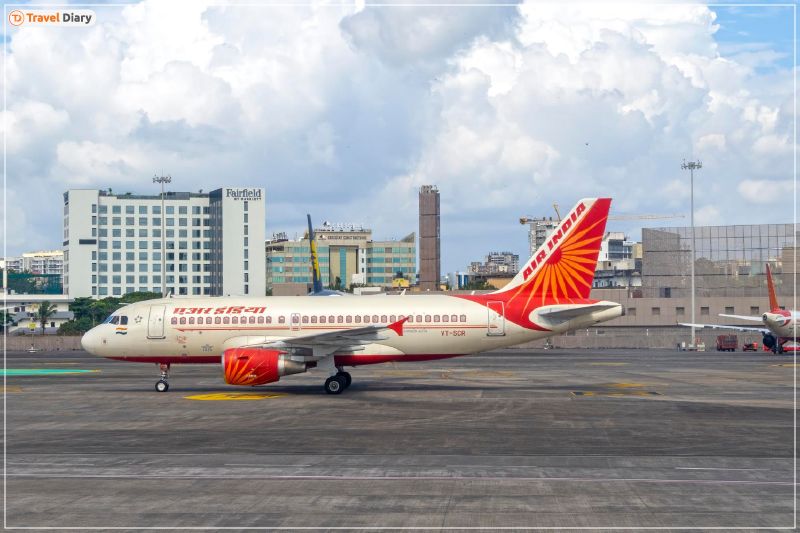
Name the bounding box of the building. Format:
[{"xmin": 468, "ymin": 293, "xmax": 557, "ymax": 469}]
[
  {"xmin": 1, "ymin": 256, "xmax": 24, "ymax": 272},
  {"xmin": 523, "ymin": 217, "xmax": 560, "ymax": 257},
  {"xmin": 469, "ymin": 251, "xmax": 520, "ymax": 275},
  {"xmin": 62, "ymin": 188, "xmax": 265, "ymax": 299},
  {"xmin": 0, "ymin": 292, "xmax": 74, "ymax": 334},
  {"xmin": 419, "ymin": 185, "xmax": 440, "ymax": 291},
  {"xmin": 641, "ymin": 223, "xmax": 795, "ymax": 299},
  {"xmin": 598, "ymin": 232, "xmax": 634, "ymax": 261},
  {"xmin": 265, "ymin": 226, "xmax": 416, "ymax": 292}
]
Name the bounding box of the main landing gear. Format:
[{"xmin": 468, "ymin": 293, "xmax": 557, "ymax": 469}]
[
  {"xmin": 324, "ymin": 369, "xmax": 352, "ymax": 395},
  {"xmin": 155, "ymin": 363, "xmax": 170, "ymax": 392}
]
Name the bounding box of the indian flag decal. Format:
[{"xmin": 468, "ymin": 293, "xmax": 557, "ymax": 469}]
[{"xmin": 115, "ymin": 327, "xmax": 127, "ymax": 335}]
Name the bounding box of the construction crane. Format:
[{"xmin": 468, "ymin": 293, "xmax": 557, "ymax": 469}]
[{"xmin": 520, "ymin": 206, "xmax": 685, "ymax": 225}]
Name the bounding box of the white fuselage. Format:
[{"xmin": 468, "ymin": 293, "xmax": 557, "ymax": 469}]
[{"xmin": 81, "ymin": 295, "xmax": 623, "ymax": 364}]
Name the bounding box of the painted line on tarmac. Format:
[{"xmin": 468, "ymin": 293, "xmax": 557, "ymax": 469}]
[
  {"xmin": 183, "ymin": 392, "xmax": 285, "ymax": 401},
  {"xmin": 225, "ymin": 464, "xmax": 312, "ymax": 467},
  {"xmin": 7, "ymin": 472, "xmax": 795, "ymax": 487},
  {"xmin": 675, "ymin": 467, "xmax": 771, "ymax": 471},
  {"xmin": 575, "ymin": 363, "xmax": 630, "ymax": 366},
  {"xmin": 1, "ymin": 369, "xmax": 100, "ymax": 376},
  {"xmin": 571, "ymin": 391, "xmax": 662, "ymax": 396},
  {"xmin": 1, "ymin": 386, "xmax": 21, "ymax": 392}
]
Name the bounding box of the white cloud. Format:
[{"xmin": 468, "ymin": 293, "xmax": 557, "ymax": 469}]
[
  {"xmin": 694, "ymin": 205, "xmax": 723, "ymax": 225},
  {"xmin": 737, "ymin": 179, "xmax": 794, "ymax": 204},
  {"xmin": 4, "ymin": 1, "xmax": 796, "ymax": 272}
]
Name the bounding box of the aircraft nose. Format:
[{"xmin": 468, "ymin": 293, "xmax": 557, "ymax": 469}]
[{"xmin": 81, "ymin": 329, "xmax": 96, "ymax": 354}]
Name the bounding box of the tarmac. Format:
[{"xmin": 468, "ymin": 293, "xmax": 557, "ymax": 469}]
[{"xmin": 2, "ymin": 347, "xmax": 796, "ymax": 531}]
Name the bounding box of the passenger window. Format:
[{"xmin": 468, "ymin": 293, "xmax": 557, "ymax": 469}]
[
  {"xmin": 416, "ymin": 315, "xmax": 422, "ymax": 322},
  {"xmin": 320, "ymin": 316, "xmax": 326, "ymax": 323},
  {"xmin": 206, "ymin": 317, "xmax": 212, "ymax": 324},
  {"xmin": 329, "ymin": 315, "xmax": 335, "ymax": 323},
  {"xmin": 355, "ymin": 316, "xmax": 361, "ymax": 323},
  {"xmin": 425, "ymin": 315, "xmax": 431, "ymax": 322},
  {"xmin": 442, "ymin": 315, "xmax": 449, "ymax": 322},
  {"xmin": 170, "ymin": 317, "xmax": 177, "ymax": 324},
  {"xmin": 311, "ymin": 316, "xmax": 317, "ymax": 323},
  {"xmin": 338, "ymin": 316, "xmax": 343, "ymax": 323},
  {"xmin": 364, "ymin": 316, "xmax": 370, "ymax": 323},
  {"xmin": 381, "ymin": 315, "xmax": 387, "ymax": 323},
  {"xmin": 460, "ymin": 315, "xmax": 467, "ymax": 322},
  {"xmin": 215, "ymin": 317, "xmax": 221, "ymax": 324},
  {"xmin": 189, "ymin": 317, "xmax": 195, "ymax": 324},
  {"xmin": 346, "ymin": 316, "xmax": 352, "ymax": 323},
  {"xmin": 451, "ymin": 314, "xmax": 457, "ymax": 322},
  {"xmin": 224, "ymin": 317, "xmax": 230, "ymax": 324},
  {"xmin": 258, "ymin": 317, "xmax": 264, "ymax": 324},
  {"xmin": 292, "ymin": 315, "xmax": 299, "ymax": 324},
  {"xmin": 390, "ymin": 315, "xmax": 396, "ymax": 322},
  {"xmin": 266, "ymin": 317, "xmax": 272, "ymax": 324},
  {"xmin": 278, "ymin": 316, "xmax": 285, "ymax": 324},
  {"xmin": 249, "ymin": 317, "xmax": 255, "ymax": 324},
  {"xmin": 434, "ymin": 315, "xmax": 440, "ymax": 322},
  {"xmin": 372, "ymin": 315, "xmax": 379, "ymax": 323},
  {"xmin": 302, "ymin": 316, "xmax": 309, "ymax": 323}
]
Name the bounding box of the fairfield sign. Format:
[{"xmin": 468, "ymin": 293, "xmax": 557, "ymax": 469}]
[
  {"xmin": 226, "ymin": 189, "xmax": 263, "ymax": 201},
  {"xmin": 9, "ymin": 9, "xmax": 96, "ymax": 27}
]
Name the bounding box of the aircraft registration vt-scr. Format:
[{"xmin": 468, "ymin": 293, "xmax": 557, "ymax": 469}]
[{"xmin": 81, "ymin": 198, "xmax": 624, "ymax": 394}]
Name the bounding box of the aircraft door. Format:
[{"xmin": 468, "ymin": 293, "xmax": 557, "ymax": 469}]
[
  {"xmin": 290, "ymin": 313, "xmax": 301, "ymax": 332},
  {"xmin": 487, "ymin": 301, "xmax": 505, "ymax": 336},
  {"xmin": 147, "ymin": 305, "xmax": 166, "ymax": 339}
]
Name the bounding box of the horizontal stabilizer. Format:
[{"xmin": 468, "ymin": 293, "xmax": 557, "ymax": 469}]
[{"xmin": 539, "ymin": 303, "xmax": 619, "ymax": 320}]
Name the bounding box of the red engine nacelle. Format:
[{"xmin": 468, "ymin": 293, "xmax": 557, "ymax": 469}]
[{"xmin": 222, "ymin": 348, "xmax": 307, "ymax": 386}]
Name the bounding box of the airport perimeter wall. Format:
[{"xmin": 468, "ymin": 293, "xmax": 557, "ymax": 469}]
[{"xmin": 4, "ymin": 336, "xmax": 83, "ymax": 351}]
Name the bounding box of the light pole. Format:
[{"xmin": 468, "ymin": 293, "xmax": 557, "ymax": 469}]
[
  {"xmin": 153, "ymin": 174, "xmax": 171, "ymax": 296},
  {"xmin": 681, "ymin": 159, "xmax": 702, "ymax": 347}
]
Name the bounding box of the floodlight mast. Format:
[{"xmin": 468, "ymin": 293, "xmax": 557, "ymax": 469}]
[
  {"xmin": 680, "ymin": 160, "xmax": 702, "ymax": 347},
  {"xmin": 153, "ymin": 174, "xmax": 172, "ymax": 296}
]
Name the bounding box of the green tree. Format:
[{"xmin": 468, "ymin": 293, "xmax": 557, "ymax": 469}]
[
  {"xmin": 462, "ymin": 281, "xmax": 497, "ymax": 291},
  {"xmin": 34, "ymin": 301, "xmax": 57, "ymax": 332},
  {"xmin": 58, "ymin": 316, "xmax": 94, "ymax": 335},
  {"xmin": 1, "ymin": 310, "xmax": 16, "ymax": 332}
]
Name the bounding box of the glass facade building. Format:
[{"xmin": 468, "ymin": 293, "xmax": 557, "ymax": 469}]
[{"xmin": 642, "ymin": 224, "xmax": 797, "ymax": 298}]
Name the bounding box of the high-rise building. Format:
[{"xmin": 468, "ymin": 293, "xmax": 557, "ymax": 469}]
[
  {"xmin": 525, "ymin": 217, "xmax": 559, "ymax": 258},
  {"xmin": 62, "ymin": 188, "xmax": 265, "ymax": 299},
  {"xmin": 419, "ymin": 185, "xmax": 440, "ymax": 291}
]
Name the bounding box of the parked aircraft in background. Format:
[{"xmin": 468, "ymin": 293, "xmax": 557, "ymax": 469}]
[
  {"xmin": 680, "ymin": 264, "xmax": 796, "ymax": 353},
  {"xmin": 81, "ymin": 198, "xmax": 624, "ymax": 394}
]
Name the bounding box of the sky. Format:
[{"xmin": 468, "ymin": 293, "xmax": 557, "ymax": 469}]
[{"xmin": 2, "ymin": 1, "xmax": 796, "ymax": 274}]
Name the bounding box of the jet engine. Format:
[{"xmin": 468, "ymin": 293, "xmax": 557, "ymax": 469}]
[
  {"xmin": 222, "ymin": 348, "xmax": 307, "ymax": 386},
  {"xmin": 763, "ymin": 334, "xmax": 776, "ymax": 349}
]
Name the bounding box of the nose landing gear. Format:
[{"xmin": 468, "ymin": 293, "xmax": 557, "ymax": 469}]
[{"xmin": 155, "ymin": 363, "xmax": 170, "ymax": 392}]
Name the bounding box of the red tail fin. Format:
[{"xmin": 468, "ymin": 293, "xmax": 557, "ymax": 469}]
[
  {"xmin": 766, "ymin": 264, "xmax": 780, "ymax": 312},
  {"xmin": 496, "ymin": 198, "xmax": 611, "ymax": 310}
]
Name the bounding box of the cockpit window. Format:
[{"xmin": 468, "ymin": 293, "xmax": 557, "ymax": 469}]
[
  {"xmin": 103, "ymin": 315, "xmax": 120, "ymax": 325},
  {"xmin": 120, "ymin": 316, "xmax": 128, "ymax": 325}
]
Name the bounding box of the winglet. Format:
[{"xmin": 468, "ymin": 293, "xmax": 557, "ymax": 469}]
[
  {"xmin": 767, "ymin": 264, "xmax": 780, "ymax": 312},
  {"xmin": 387, "ymin": 316, "xmax": 410, "ymax": 336}
]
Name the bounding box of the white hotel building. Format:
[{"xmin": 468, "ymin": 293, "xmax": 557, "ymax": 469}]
[{"xmin": 63, "ymin": 188, "xmax": 265, "ymax": 299}]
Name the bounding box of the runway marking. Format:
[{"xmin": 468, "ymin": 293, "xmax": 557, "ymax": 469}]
[
  {"xmin": 1, "ymin": 369, "xmax": 100, "ymax": 376},
  {"xmin": 571, "ymin": 391, "xmax": 662, "ymax": 396},
  {"xmin": 31, "ymin": 362, "xmax": 80, "ymax": 365},
  {"xmin": 1, "ymin": 386, "xmax": 21, "ymax": 392},
  {"xmin": 576, "ymin": 362, "xmax": 630, "ymax": 366},
  {"xmin": 463, "ymin": 372, "xmax": 516, "ymax": 376},
  {"xmin": 675, "ymin": 467, "xmax": 771, "ymax": 471},
  {"xmin": 225, "ymin": 463, "xmax": 312, "ymax": 467},
  {"xmin": 9, "ymin": 472, "xmax": 795, "ymax": 487},
  {"xmin": 183, "ymin": 392, "xmax": 285, "ymax": 401},
  {"xmin": 771, "ymin": 363, "xmax": 799, "ymax": 367},
  {"xmin": 373, "ymin": 371, "xmax": 426, "ymax": 376}
]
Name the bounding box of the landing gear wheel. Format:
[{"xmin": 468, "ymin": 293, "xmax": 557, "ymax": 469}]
[
  {"xmin": 325, "ymin": 375, "xmax": 346, "ymax": 395},
  {"xmin": 337, "ymin": 371, "xmax": 352, "ymax": 388},
  {"xmin": 777, "ymin": 342, "xmax": 784, "ymax": 354},
  {"xmin": 155, "ymin": 380, "xmax": 169, "ymax": 392}
]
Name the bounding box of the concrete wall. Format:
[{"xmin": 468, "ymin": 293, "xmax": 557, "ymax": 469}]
[{"xmin": 4, "ymin": 336, "xmax": 84, "ymax": 351}]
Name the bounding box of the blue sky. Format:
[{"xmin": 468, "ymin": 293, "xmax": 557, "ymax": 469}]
[{"xmin": 2, "ymin": 2, "xmax": 796, "ymax": 274}]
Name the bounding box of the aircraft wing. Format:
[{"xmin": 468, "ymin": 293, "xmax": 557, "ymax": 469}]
[
  {"xmin": 539, "ymin": 303, "xmax": 619, "ymax": 320},
  {"xmin": 719, "ymin": 314, "xmax": 763, "ymax": 322},
  {"xmin": 263, "ymin": 316, "xmax": 410, "ymax": 351},
  {"xmin": 678, "ymin": 322, "xmax": 770, "ymax": 334}
]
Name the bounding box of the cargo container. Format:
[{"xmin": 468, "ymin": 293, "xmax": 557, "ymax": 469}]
[{"xmin": 716, "ymin": 334, "xmax": 738, "ymax": 352}]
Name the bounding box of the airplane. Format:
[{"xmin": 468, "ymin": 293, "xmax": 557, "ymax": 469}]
[
  {"xmin": 81, "ymin": 198, "xmax": 625, "ymax": 394},
  {"xmin": 679, "ymin": 263, "xmax": 796, "ymax": 354},
  {"xmin": 306, "ymin": 214, "xmax": 347, "ymax": 296}
]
